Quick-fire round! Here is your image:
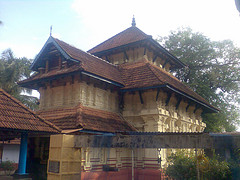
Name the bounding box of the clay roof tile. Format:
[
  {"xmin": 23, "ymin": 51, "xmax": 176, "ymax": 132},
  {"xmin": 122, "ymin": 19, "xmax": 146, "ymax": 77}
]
[{"xmin": 0, "ymin": 89, "xmax": 60, "ymax": 133}]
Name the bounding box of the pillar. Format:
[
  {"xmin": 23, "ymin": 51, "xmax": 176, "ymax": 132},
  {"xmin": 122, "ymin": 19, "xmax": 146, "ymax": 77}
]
[{"xmin": 18, "ymin": 132, "xmax": 28, "ymax": 174}]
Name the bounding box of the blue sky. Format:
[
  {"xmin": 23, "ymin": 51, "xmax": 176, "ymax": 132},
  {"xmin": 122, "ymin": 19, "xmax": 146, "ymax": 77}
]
[{"xmin": 0, "ymin": 0, "xmax": 240, "ymax": 59}]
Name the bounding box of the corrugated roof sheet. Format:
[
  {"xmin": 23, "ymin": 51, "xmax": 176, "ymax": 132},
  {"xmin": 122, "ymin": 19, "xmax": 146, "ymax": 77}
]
[{"xmin": 0, "ymin": 89, "xmax": 60, "ymax": 133}]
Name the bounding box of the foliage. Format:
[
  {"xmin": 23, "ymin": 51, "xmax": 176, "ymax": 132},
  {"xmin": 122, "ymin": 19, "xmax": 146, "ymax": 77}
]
[
  {"xmin": 165, "ymin": 151, "xmax": 231, "ymax": 180},
  {"xmin": 158, "ymin": 27, "xmax": 240, "ymax": 132},
  {"xmin": 165, "ymin": 152, "xmax": 196, "ymax": 180},
  {"xmin": 228, "ymin": 148, "xmax": 240, "ymax": 179},
  {"xmin": 0, "ymin": 160, "xmax": 15, "ymax": 171},
  {"xmin": 0, "ymin": 49, "xmax": 38, "ymax": 110}
]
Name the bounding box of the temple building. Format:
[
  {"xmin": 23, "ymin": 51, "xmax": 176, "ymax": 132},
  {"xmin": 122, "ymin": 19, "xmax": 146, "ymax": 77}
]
[{"xmin": 19, "ymin": 18, "xmax": 218, "ymax": 179}]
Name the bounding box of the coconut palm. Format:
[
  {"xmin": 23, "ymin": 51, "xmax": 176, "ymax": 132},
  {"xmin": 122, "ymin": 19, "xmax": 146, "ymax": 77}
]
[{"xmin": 0, "ymin": 49, "xmax": 38, "ymax": 110}]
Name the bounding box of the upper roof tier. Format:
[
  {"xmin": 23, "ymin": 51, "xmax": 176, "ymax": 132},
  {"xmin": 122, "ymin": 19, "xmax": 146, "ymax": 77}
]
[{"xmin": 88, "ymin": 25, "xmax": 185, "ymax": 69}]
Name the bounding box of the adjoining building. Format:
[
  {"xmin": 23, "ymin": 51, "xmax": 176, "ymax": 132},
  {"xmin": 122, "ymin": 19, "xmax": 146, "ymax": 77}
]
[
  {"xmin": 19, "ymin": 18, "xmax": 218, "ymax": 179},
  {"xmin": 0, "ymin": 88, "xmax": 60, "ymax": 179}
]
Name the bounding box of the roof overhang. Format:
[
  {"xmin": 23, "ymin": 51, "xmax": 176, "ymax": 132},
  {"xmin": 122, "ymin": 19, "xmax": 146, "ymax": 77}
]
[
  {"xmin": 90, "ymin": 38, "xmax": 185, "ymax": 69},
  {"xmin": 121, "ymin": 84, "xmax": 218, "ymax": 113}
]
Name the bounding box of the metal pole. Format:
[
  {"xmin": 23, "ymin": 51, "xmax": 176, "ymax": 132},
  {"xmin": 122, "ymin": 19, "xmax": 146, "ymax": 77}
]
[
  {"xmin": 18, "ymin": 132, "xmax": 28, "ymax": 174},
  {"xmin": 132, "ymin": 149, "xmax": 134, "ymax": 180},
  {"xmin": 195, "ymin": 148, "xmax": 200, "ymax": 180}
]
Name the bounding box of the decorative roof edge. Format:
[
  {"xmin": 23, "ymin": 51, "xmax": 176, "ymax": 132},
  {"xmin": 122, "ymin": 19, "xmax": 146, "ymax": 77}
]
[{"xmin": 30, "ymin": 36, "xmax": 78, "ymax": 71}]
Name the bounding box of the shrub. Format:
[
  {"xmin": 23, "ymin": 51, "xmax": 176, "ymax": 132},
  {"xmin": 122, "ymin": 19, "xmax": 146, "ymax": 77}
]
[
  {"xmin": 0, "ymin": 161, "xmax": 15, "ymax": 171},
  {"xmin": 165, "ymin": 151, "xmax": 197, "ymax": 180},
  {"xmin": 165, "ymin": 151, "xmax": 231, "ymax": 180}
]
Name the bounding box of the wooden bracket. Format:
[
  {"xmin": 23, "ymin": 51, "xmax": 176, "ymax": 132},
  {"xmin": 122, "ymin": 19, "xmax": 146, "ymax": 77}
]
[
  {"xmin": 153, "ymin": 55, "xmax": 158, "ymax": 63},
  {"xmin": 139, "ymin": 91, "xmax": 144, "ymax": 104},
  {"xmin": 194, "ymin": 104, "xmax": 200, "ymax": 113},
  {"xmin": 105, "ymin": 56, "xmax": 110, "ymax": 62},
  {"xmin": 156, "ymin": 88, "xmax": 160, "ymax": 101},
  {"xmin": 186, "ymin": 104, "xmax": 190, "ymax": 112},
  {"xmin": 71, "ymin": 75, "xmax": 75, "ymax": 84},
  {"xmin": 119, "ymin": 92, "xmax": 125, "ymax": 109},
  {"xmin": 162, "ymin": 60, "xmax": 168, "ymax": 69},
  {"xmin": 144, "ymin": 47, "xmax": 147, "ymax": 55},
  {"xmin": 175, "ymin": 97, "xmax": 182, "ymax": 110},
  {"xmin": 124, "ymin": 51, "xmax": 129, "ymax": 60},
  {"xmin": 165, "ymin": 92, "xmax": 172, "ymax": 106}
]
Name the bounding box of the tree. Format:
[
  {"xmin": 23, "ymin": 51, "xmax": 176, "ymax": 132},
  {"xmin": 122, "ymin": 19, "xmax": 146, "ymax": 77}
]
[
  {"xmin": 0, "ymin": 49, "xmax": 38, "ymax": 110},
  {"xmin": 158, "ymin": 28, "xmax": 240, "ymax": 132}
]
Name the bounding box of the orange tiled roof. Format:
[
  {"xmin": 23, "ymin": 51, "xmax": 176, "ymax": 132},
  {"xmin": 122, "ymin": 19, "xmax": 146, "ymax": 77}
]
[
  {"xmin": 88, "ymin": 26, "xmax": 150, "ymax": 54},
  {"xmin": 119, "ymin": 59, "xmax": 218, "ymax": 111},
  {"xmin": 87, "ymin": 26, "xmax": 185, "ymax": 69},
  {"xmin": 20, "ymin": 37, "xmax": 124, "ymax": 87},
  {"xmin": 37, "ymin": 104, "xmax": 136, "ymax": 133},
  {"xmin": 19, "ymin": 64, "xmax": 82, "ymax": 86},
  {"xmin": 54, "ymin": 38, "xmax": 124, "ymax": 85},
  {"xmin": 0, "ymin": 89, "xmax": 60, "ymax": 133}
]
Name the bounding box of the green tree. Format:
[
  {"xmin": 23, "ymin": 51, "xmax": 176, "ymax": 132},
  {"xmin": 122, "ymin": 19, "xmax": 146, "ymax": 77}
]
[
  {"xmin": 158, "ymin": 28, "xmax": 240, "ymax": 132},
  {"xmin": 0, "ymin": 49, "xmax": 38, "ymax": 110}
]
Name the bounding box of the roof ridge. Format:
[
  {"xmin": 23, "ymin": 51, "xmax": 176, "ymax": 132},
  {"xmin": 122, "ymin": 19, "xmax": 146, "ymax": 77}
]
[
  {"xmin": 117, "ymin": 113, "xmax": 138, "ymax": 131},
  {"xmin": 85, "ymin": 51, "xmax": 118, "ymax": 67},
  {"xmin": 118, "ymin": 57, "xmax": 149, "ymax": 69},
  {"xmin": 53, "ymin": 37, "xmax": 75, "ymax": 60},
  {"xmin": 148, "ymin": 62, "xmax": 180, "ymax": 82},
  {"xmin": 0, "ymin": 88, "xmax": 61, "ymax": 132},
  {"xmin": 88, "ymin": 26, "xmax": 150, "ymax": 53},
  {"xmin": 145, "ymin": 62, "xmax": 166, "ymax": 83},
  {"xmin": 54, "ymin": 37, "xmax": 118, "ymax": 67}
]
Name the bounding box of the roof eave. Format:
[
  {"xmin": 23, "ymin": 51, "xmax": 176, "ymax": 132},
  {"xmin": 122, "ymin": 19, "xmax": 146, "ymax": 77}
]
[
  {"xmin": 121, "ymin": 84, "xmax": 218, "ymax": 113},
  {"xmin": 149, "ymin": 39, "xmax": 186, "ymax": 68},
  {"xmin": 89, "ymin": 38, "xmax": 150, "ymax": 56},
  {"xmin": 19, "ymin": 69, "xmax": 124, "ymax": 90},
  {"xmin": 89, "ymin": 38, "xmax": 186, "ymax": 69}
]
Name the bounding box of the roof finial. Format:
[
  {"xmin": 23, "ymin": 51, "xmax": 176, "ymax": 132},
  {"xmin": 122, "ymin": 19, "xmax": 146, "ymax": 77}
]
[
  {"xmin": 131, "ymin": 15, "xmax": 136, "ymax": 27},
  {"xmin": 50, "ymin": 25, "xmax": 52, "ymax": 36}
]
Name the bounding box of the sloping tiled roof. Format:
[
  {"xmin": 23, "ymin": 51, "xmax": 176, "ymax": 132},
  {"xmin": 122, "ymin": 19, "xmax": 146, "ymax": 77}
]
[
  {"xmin": 88, "ymin": 26, "xmax": 150, "ymax": 54},
  {"xmin": 0, "ymin": 89, "xmax": 60, "ymax": 133},
  {"xmin": 119, "ymin": 59, "xmax": 218, "ymax": 111},
  {"xmin": 37, "ymin": 104, "xmax": 136, "ymax": 133},
  {"xmin": 19, "ymin": 37, "xmax": 216, "ymax": 112},
  {"xmin": 54, "ymin": 38, "xmax": 123, "ymax": 85},
  {"xmin": 19, "ymin": 64, "xmax": 82, "ymax": 87},
  {"xmin": 21, "ymin": 37, "xmax": 124, "ymax": 87},
  {"xmin": 88, "ymin": 26, "xmax": 185, "ymax": 68}
]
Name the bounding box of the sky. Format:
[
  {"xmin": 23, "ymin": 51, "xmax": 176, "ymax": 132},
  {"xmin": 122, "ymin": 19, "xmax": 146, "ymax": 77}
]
[{"xmin": 0, "ymin": 0, "xmax": 240, "ymax": 59}]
